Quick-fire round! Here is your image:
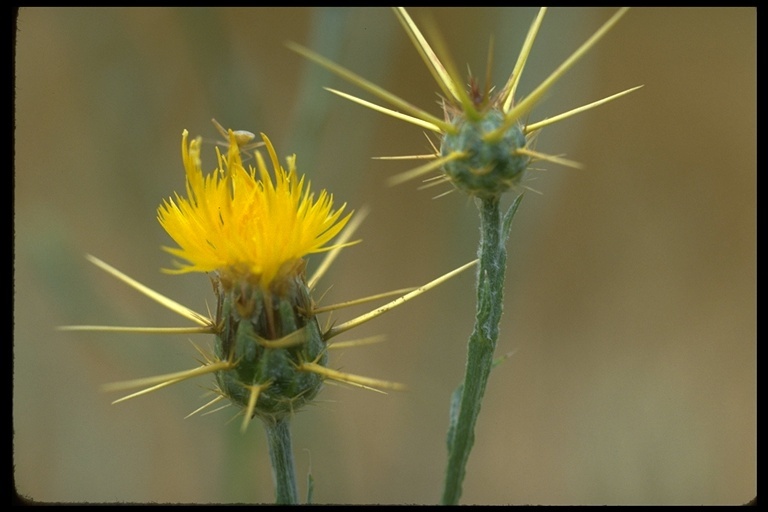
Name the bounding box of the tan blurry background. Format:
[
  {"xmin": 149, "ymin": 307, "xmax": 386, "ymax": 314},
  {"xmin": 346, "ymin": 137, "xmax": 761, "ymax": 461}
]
[{"xmin": 14, "ymin": 7, "xmax": 755, "ymax": 505}]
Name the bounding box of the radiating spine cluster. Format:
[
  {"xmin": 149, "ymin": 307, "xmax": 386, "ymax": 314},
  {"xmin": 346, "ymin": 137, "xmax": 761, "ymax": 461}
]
[
  {"xmin": 62, "ymin": 124, "xmax": 476, "ymax": 434},
  {"xmin": 289, "ymin": 8, "xmax": 641, "ymax": 199}
]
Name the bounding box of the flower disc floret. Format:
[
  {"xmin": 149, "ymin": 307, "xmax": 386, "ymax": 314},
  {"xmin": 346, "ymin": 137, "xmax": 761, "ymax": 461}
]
[{"xmin": 158, "ymin": 130, "xmax": 352, "ymax": 292}]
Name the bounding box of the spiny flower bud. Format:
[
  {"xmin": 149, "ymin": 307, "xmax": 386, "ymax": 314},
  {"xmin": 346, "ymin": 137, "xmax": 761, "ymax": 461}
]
[
  {"xmin": 156, "ymin": 128, "xmax": 352, "ymax": 427},
  {"xmin": 441, "ymin": 111, "xmax": 530, "ymax": 199},
  {"xmin": 213, "ymin": 269, "xmax": 326, "ymax": 423},
  {"xmin": 290, "ymin": 7, "xmax": 640, "ymax": 200},
  {"xmin": 62, "ymin": 122, "xmax": 476, "ymax": 435}
]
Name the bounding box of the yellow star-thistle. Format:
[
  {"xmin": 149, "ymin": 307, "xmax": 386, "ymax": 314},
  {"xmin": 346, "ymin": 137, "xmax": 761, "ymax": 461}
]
[
  {"xmin": 60, "ymin": 121, "xmax": 480, "ymax": 502},
  {"xmin": 289, "ymin": 7, "xmax": 642, "ymax": 198},
  {"xmin": 61, "ymin": 122, "xmax": 478, "ymax": 433},
  {"xmin": 157, "ymin": 129, "xmax": 352, "ymax": 292}
]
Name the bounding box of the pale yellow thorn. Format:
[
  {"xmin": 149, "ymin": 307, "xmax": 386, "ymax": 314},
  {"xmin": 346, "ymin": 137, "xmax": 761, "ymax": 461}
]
[
  {"xmin": 420, "ymin": 178, "xmax": 453, "ymax": 192},
  {"xmin": 501, "ymin": 7, "xmax": 547, "ymax": 113},
  {"xmin": 204, "ymin": 301, "xmax": 215, "ymax": 324},
  {"xmin": 308, "ymin": 206, "xmax": 369, "ymax": 290},
  {"xmin": 521, "ymin": 184, "xmax": 545, "ymax": 196},
  {"xmin": 189, "ymin": 340, "xmax": 215, "ymax": 365},
  {"xmin": 185, "ymin": 395, "xmax": 226, "ymax": 419},
  {"xmin": 298, "ymin": 362, "xmax": 406, "ymax": 392},
  {"xmin": 489, "ymin": 7, "xmax": 630, "ymax": 142},
  {"xmin": 286, "ymin": 42, "xmax": 453, "ymax": 134},
  {"xmin": 399, "ymin": 8, "xmax": 480, "ymax": 120},
  {"xmin": 223, "ymin": 411, "xmax": 243, "ymax": 427},
  {"xmin": 515, "ymin": 148, "xmax": 584, "ymax": 169},
  {"xmin": 484, "ymin": 36, "xmax": 495, "ymax": 107},
  {"xmin": 85, "ymin": 255, "xmax": 212, "ymax": 327},
  {"xmin": 372, "ymin": 154, "xmax": 436, "ymax": 161},
  {"xmin": 431, "ymin": 188, "xmax": 456, "ymax": 200},
  {"xmin": 424, "ymin": 130, "xmax": 440, "ymax": 155},
  {"xmin": 312, "ymin": 288, "xmax": 417, "ymax": 314},
  {"xmin": 325, "ymin": 88, "xmax": 442, "ymax": 133},
  {"xmin": 58, "ymin": 325, "xmax": 216, "ymax": 335},
  {"xmin": 417, "ymin": 174, "xmax": 452, "ymax": 191},
  {"xmin": 524, "ymin": 85, "xmax": 644, "ymax": 133},
  {"xmin": 254, "ymin": 328, "xmax": 308, "ymax": 350},
  {"xmin": 201, "ymin": 404, "xmax": 231, "ymax": 417},
  {"xmin": 324, "ymin": 259, "xmax": 478, "ymax": 340},
  {"xmin": 327, "ymin": 335, "xmax": 387, "ymax": 350},
  {"xmin": 388, "ymin": 151, "xmax": 465, "ymax": 186},
  {"xmin": 241, "ymin": 383, "xmax": 270, "ymax": 433},
  {"xmin": 393, "ymin": 7, "xmax": 461, "ymax": 105},
  {"xmin": 111, "ymin": 378, "xmax": 185, "ymax": 404},
  {"xmin": 103, "ymin": 360, "xmax": 234, "ymax": 393}
]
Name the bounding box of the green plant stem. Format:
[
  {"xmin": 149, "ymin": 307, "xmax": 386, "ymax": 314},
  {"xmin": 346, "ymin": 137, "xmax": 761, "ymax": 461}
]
[
  {"xmin": 264, "ymin": 417, "xmax": 299, "ymax": 504},
  {"xmin": 442, "ymin": 194, "xmax": 522, "ymax": 505}
]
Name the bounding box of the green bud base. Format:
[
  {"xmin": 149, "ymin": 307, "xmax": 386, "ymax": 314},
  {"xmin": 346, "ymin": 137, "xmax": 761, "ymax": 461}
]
[
  {"xmin": 441, "ymin": 110, "xmax": 529, "ymax": 199},
  {"xmin": 213, "ymin": 275, "xmax": 327, "ymax": 424}
]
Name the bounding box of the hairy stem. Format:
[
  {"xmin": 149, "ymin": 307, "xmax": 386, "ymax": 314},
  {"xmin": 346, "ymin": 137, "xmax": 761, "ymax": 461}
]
[
  {"xmin": 442, "ymin": 194, "xmax": 522, "ymax": 505},
  {"xmin": 264, "ymin": 417, "xmax": 299, "ymax": 504}
]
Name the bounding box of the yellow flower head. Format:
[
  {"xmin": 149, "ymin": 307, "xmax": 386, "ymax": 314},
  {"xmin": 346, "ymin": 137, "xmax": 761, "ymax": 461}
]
[
  {"xmin": 158, "ymin": 129, "xmax": 352, "ymax": 292},
  {"xmin": 64, "ymin": 123, "xmax": 478, "ymax": 430}
]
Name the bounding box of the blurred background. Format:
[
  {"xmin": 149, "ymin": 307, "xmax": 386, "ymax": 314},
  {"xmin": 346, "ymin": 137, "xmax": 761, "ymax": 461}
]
[{"xmin": 14, "ymin": 7, "xmax": 755, "ymax": 505}]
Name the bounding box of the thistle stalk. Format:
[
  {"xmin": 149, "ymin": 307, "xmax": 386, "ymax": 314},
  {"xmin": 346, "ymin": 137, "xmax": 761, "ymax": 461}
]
[
  {"xmin": 289, "ymin": 9, "xmax": 638, "ymax": 502},
  {"xmin": 443, "ymin": 193, "xmax": 522, "ymax": 505},
  {"xmin": 264, "ymin": 418, "xmax": 299, "ymax": 505}
]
